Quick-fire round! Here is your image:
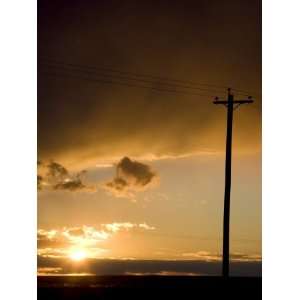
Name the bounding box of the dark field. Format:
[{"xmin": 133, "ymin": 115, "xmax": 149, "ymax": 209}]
[{"xmin": 38, "ymin": 276, "xmax": 261, "ymax": 300}]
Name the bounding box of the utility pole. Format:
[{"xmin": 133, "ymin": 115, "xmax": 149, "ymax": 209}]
[{"xmin": 213, "ymin": 88, "xmax": 254, "ymax": 277}]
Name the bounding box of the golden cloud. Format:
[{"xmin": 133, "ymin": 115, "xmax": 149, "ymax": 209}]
[{"xmin": 38, "ymin": 222, "xmax": 156, "ymax": 259}]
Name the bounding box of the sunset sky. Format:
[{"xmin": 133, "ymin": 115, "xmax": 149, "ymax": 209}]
[{"xmin": 37, "ymin": 0, "xmax": 261, "ymax": 276}]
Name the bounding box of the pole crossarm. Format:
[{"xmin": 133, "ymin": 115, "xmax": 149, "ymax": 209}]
[{"xmin": 213, "ymin": 99, "xmax": 254, "ymax": 105}]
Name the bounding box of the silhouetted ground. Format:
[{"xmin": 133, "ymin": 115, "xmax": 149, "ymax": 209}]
[{"xmin": 38, "ymin": 276, "xmax": 261, "ymax": 299}]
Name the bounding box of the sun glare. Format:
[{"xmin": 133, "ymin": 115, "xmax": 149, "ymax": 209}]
[{"xmin": 69, "ymin": 249, "xmax": 87, "ymax": 261}]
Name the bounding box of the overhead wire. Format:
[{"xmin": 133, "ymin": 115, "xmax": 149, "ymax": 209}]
[
  {"xmin": 39, "ymin": 57, "xmax": 228, "ymax": 90},
  {"xmin": 38, "ymin": 57, "xmax": 260, "ymax": 98},
  {"xmin": 40, "ymin": 61, "xmax": 225, "ymax": 95},
  {"xmin": 40, "ymin": 70, "xmax": 216, "ymax": 97}
]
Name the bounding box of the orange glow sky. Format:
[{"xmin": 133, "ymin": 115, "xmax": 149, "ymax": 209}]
[{"xmin": 38, "ymin": 0, "xmax": 261, "ymax": 276}]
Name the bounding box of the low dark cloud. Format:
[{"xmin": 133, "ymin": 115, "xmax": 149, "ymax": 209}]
[
  {"xmin": 38, "ymin": 161, "xmax": 94, "ymax": 192},
  {"xmin": 37, "ymin": 256, "xmax": 262, "ymax": 277},
  {"xmin": 47, "ymin": 161, "xmax": 69, "ymax": 179},
  {"xmin": 181, "ymin": 251, "xmax": 261, "ymax": 262},
  {"xmin": 38, "ymin": 158, "xmax": 158, "ymax": 195},
  {"xmin": 104, "ymin": 157, "xmax": 158, "ymax": 198},
  {"xmin": 117, "ymin": 157, "xmax": 157, "ymax": 186}
]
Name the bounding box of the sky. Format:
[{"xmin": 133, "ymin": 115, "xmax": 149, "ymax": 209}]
[{"xmin": 37, "ymin": 0, "xmax": 261, "ymax": 276}]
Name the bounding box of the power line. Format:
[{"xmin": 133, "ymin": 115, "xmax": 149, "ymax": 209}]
[
  {"xmin": 39, "ymin": 57, "xmax": 227, "ymax": 90},
  {"xmin": 40, "ymin": 61, "xmax": 225, "ymax": 95},
  {"xmin": 40, "ymin": 70, "xmax": 216, "ymax": 97},
  {"xmin": 39, "ymin": 57, "xmax": 260, "ymax": 97}
]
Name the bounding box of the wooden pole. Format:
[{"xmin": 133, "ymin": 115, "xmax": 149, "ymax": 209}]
[
  {"xmin": 213, "ymin": 88, "xmax": 253, "ymax": 277},
  {"xmin": 222, "ymin": 89, "xmax": 234, "ymax": 277}
]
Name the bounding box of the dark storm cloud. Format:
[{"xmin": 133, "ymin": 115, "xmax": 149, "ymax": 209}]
[
  {"xmin": 38, "ymin": 0, "xmax": 261, "ymax": 167},
  {"xmin": 104, "ymin": 157, "xmax": 158, "ymax": 198}
]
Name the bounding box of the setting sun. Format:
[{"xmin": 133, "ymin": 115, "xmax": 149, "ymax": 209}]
[{"xmin": 69, "ymin": 249, "xmax": 87, "ymax": 261}]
